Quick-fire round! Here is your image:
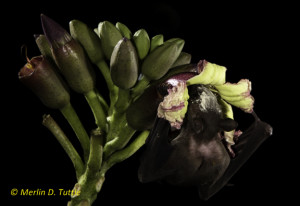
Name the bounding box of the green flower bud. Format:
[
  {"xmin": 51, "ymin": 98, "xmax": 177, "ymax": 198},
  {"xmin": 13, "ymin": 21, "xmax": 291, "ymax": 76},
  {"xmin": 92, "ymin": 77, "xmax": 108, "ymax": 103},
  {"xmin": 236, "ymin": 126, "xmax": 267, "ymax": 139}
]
[
  {"xmin": 110, "ymin": 38, "xmax": 139, "ymax": 89},
  {"xmin": 18, "ymin": 56, "xmax": 70, "ymax": 109},
  {"xmin": 133, "ymin": 29, "xmax": 150, "ymax": 60},
  {"xmin": 116, "ymin": 22, "xmax": 132, "ymax": 39},
  {"xmin": 34, "ymin": 34, "xmax": 53, "ymax": 61},
  {"xmin": 41, "ymin": 14, "xmax": 95, "ymax": 94},
  {"xmin": 141, "ymin": 38, "xmax": 185, "ymax": 80},
  {"xmin": 98, "ymin": 21, "xmax": 123, "ymax": 60},
  {"xmin": 150, "ymin": 34, "xmax": 164, "ymax": 52},
  {"xmin": 94, "ymin": 28, "xmax": 99, "ymax": 36},
  {"xmin": 69, "ymin": 19, "xmax": 105, "ymax": 64},
  {"xmin": 171, "ymin": 52, "xmax": 192, "ymax": 67}
]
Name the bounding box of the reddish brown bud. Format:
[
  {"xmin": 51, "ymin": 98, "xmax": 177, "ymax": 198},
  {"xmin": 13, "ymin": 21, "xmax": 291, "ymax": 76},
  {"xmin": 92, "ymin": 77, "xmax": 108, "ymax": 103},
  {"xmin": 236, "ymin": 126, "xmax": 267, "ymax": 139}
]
[{"xmin": 19, "ymin": 56, "xmax": 70, "ymax": 109}]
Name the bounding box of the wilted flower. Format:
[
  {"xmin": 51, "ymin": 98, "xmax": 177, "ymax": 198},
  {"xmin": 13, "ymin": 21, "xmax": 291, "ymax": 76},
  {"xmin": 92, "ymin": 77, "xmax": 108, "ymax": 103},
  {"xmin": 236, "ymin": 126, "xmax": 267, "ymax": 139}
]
[{"xmin": 18, "ymin": 55, "xmax": 70, "ymax": 109}]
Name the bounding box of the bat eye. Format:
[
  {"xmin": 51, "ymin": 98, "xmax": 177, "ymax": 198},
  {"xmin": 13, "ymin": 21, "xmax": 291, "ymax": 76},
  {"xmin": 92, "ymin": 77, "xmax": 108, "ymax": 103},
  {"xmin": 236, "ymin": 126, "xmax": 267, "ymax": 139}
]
[{"xmin": 218, "ymin": 118, "xmax": 238, "ymax": 131}]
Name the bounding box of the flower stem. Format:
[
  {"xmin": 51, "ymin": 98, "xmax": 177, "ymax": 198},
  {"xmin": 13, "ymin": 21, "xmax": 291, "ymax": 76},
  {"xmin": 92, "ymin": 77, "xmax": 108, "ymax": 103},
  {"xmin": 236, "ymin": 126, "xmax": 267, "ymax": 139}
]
[
  {"xmin": 84, "ymin": 89, "xmax": 107, "ymax": 132},
  {"xmin": 60, "ymin": 102, "xmax": 90, "ymax": 163},
  {"xmin": 86, "ymin": 129, "xmax": 104, "ymax": 176},
  {"xmin": 114, "ymin": 88, "xmax": 130, "ymax": 113},
  {"xmin": 68, "ymin": 130, "xmax": 104, "ymax": 206},
  {"xmin": 102, "ymin": 130, "xmax": 149, "ymax": 173},
  {"xmin": 94, "ymin": 88, "xmax": 109, "ymax": 112},
  {"xmin": 96, "ymin": 60, "xmax": 118, "ymax": 103},
  {"xmin": 68, "ymin": 130, "xmax": 149, "ymax": 206},
  {"xmin": 131, "ymin": 76, "xmax": 150, "ymax": 100},
  {"xmin": 104, "ymin": 116, "xmax": 135, "ymax": 158},
  {"xmin": 42, "ymin": 114, "xmax": 84, "ymax": 179}
]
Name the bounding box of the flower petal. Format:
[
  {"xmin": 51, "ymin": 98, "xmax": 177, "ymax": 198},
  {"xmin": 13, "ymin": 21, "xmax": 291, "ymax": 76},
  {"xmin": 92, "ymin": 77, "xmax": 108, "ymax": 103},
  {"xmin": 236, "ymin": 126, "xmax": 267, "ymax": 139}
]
[
  {"xmin": 215, "ymin": 79, "xmax": 254, "ymax": 113},
  {"xmin": 186, "ymin": 60, "xmax": 226, "ymax": 86}
]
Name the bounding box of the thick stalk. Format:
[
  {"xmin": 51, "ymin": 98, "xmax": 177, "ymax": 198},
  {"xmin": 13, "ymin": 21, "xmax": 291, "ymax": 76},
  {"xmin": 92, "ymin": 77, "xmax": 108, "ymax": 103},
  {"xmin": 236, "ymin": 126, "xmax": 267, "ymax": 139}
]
[
  {"xmin": 68, "ymin": 129, "xmax": 104, "ymax": 206},
  {"xmin": 84, "ymin": 89, "xmax": 107, "ymax": 132},
  {"xmin": 60, "ymin": 102, "xmax": 90, "ymax": 163},
  {"xmin": 86, "ymin": 129, "xmax": 104, "ymax": 175},
  {"xmin": 68, "ymin": 130, "xmax": 149, "ymax": 206},
  {"xmin": 42, "ymin": 114, "xmax": 84, "ymax": 179}
]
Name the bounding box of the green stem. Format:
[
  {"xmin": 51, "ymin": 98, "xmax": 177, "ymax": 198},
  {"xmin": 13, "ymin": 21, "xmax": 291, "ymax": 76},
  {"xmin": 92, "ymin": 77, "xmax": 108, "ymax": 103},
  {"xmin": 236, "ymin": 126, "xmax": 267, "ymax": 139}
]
[
  {"xmin": 84, "ymin": 89, "xmax": 107, "ymax": 132},
  {"xmin": 96, "ymin": 60, "xmax": 118, "ymax": 104},
  {"xmin": 42, "ymin": 114, "xmax": 84, "ymax": 179},
  {"xmin": 131, "ymin": 76, "xmax": 150, "ymax": 100},
  {"xmin": 94, "ymin": 88, "xmax": 109, "ymax": 112},
  {"xmin": 86, "ymin": 129, "xmax": 104, "ymax": 176},
  {"xmin": 96, "ymin": 60, "xmax": 113, "ymax": 93},
  {"xmin": 68, "ymin": 174, "xmax": 104, "ymax": 206},
  {"xmin": 102, "ymin": 130, "xmax": 149, "ymax": 173},
  {"xmin": 68, "ymin": 129, "xmax": 104, "ymax": 206},
  {"xmin": 60, "ymin": 102, "xmax": 90, "ymax": 163},
  {"xmin": 104, "ymin": 124, "xmax": 135, "ymax": 159},
  {"xmin": 68, "ymin": 130, "xmax": 150, "ymax": 206},
  {"xmin": 114, "ymin": 88, "xmax": 130, "ymax": 113}
]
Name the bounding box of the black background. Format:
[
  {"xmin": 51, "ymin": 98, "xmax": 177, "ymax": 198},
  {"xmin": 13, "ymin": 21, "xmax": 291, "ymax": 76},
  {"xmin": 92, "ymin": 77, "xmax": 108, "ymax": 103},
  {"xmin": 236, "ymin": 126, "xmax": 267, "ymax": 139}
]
[{"xmin": 5, "ymin": 1, "xmax": 294, "ymax": 205}]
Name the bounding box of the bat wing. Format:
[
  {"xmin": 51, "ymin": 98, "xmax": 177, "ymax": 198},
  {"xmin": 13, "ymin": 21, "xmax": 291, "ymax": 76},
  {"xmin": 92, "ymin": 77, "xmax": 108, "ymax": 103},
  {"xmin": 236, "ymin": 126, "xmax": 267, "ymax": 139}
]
[
  {"xmin": 138, "ymin": 117, "xmax": 176, "ymax": 182},
  {"xmin": 198, "ymin": 112, "xmax": 273, "ymax": 200}
]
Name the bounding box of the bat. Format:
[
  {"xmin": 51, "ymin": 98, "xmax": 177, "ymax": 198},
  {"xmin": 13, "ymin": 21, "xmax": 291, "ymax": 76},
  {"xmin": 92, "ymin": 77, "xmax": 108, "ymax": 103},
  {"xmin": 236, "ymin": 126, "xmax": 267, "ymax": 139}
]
[{"xmin": 138, "ymin": 84, "xmax": 272, "ymax": 200}]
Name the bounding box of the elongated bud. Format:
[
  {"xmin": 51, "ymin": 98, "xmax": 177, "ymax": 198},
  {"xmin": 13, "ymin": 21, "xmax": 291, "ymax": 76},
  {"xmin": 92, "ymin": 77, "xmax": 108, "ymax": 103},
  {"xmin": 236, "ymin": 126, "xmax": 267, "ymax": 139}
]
[
  {"xmin": 19, "ymin": 56, "xmax": 70, "ymax": 109},
  {"xmin": 150, "ymin": 34, "xmax": 164, "ymax": 52},
  {"xmin": 34, "ymin": 34, "xmax": 53, "ymax": 61},
  {"xmin": 172, "ymin": 52, "xmax": 192, "ymax": 67},
  {"xmin": 41, "ymin": 14, "xmax": 95, "ymax": 94},
  {"xmin": 40, "ymin": 14, "xmax": 72, "ymax": 49},
  {"xmin": 110, "ymin": 38, "xmax": 139, "ymax": 89},
  {"xmin": 116, "ymin": 22, "xmax": 132, "ymax": 39},
  {"xmin": 94, "ymin": 28, "xmax": 99, "ymax": 36},
  {"xmin": 133, "ymin": 29, "xmax": 150, "ymax": 60},
  {"xmin": 98, "ymin": 21, "xmax": 123, "ymax": 60},
  {"xmin": 69, "ymin": 19, "xmax": 105, "ymax": 64},
  {"xmin": 141, "ymin": 38, "xmax": 185, "ymax": 80}
]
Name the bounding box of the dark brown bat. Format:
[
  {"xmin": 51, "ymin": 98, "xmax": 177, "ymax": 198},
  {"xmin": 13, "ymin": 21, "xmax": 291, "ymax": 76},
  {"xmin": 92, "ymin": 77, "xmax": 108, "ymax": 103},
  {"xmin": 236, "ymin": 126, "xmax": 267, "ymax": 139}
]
[{"xmin": 138, "ymin": 84, "xmax": 272, "ymax": 200}]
